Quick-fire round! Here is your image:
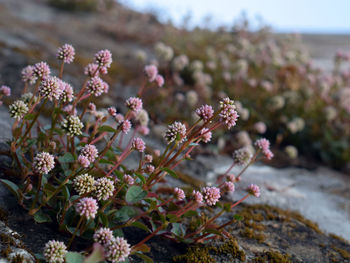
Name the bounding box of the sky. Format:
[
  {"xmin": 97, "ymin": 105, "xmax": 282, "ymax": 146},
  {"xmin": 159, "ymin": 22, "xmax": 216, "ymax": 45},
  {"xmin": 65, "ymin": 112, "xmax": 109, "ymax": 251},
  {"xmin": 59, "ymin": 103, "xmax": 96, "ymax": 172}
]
[{"xmin": 121, "ymin": 0, "xmax": 350, "ymax": 34}]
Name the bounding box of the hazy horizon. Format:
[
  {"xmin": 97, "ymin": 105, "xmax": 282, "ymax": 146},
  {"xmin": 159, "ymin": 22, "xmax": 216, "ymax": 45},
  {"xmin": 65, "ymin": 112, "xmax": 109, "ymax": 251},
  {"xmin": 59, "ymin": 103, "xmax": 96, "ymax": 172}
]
[{"xmin": 121, "ymin": 0, "xmax": 350, "ymax": 34}]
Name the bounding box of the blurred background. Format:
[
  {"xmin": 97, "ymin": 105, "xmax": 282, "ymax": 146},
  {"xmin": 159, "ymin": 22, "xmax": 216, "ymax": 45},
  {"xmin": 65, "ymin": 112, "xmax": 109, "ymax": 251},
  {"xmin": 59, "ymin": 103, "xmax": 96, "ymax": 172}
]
[{"xmin": 0, "ymin": 0, "xmax": 350, "ymax": 171}]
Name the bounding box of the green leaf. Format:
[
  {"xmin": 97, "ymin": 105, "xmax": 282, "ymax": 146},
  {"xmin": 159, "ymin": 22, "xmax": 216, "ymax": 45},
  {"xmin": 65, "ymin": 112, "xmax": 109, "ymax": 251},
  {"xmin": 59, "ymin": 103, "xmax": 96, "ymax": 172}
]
[
  {"xmin": 204, "ymin": 228, "xmax": 222, "ymax": 236},
  {"xmin": 99, "ymin": 159, "xmax": 114, "ymax": 165},
  {"xmin": 183, "ymin": 210, "xmax": 198, "ymax": 217},
  {"xmin": 130, "ymin": 221, "xmax": 150, "ymax": 233},
  {"xmin": 160, "ymin": 167, "xmax": 178, "ymax": 179},
  {"xmin": 62, "ymin": 185, "xmax": 70, "ymax": 200},
  {"xmin": 114, "ymin": 207, "xmax": 137, "ymax": 222},
  {"xmin": 33, "ymin": 210, "xmax": 52, "ymax": 223},
  {"xmin": 167, "ymin": 214, "xmax": 178, "ymax": 223},
  {"xmin": 125, "ymin": 186, "xmax": 147, "ymax": 203},
  {"xmin": 59, "ymin": 152, "xmax": 75, "ymax": 163},
  {"xmin": 98, "ymin": 125, "xmax": 116, "ymax": 133},
  {"xmin": 99, "ymin": 212, "xmax": 109, "ymax": 226},
  {"xmin": 0, "ymin": 179, "xmax": 19, "ymax": 199},
  {"xmin": 171, "ymin": 223, "xmax": 185, "ymax": 237},
  {"xmin": 135, "ymin": 253, "xmax": 154, "ymax": 263},
  {"xmin": 24, "ymin": 113, "xmax": 36, "ymax": 120},
  {"xmin": 65, "ymin": 252, "xmax": 84, "ymax": 263},
  {"xmin": 134, "ymin": 173, "xmax": 146, "ymax": 185}
]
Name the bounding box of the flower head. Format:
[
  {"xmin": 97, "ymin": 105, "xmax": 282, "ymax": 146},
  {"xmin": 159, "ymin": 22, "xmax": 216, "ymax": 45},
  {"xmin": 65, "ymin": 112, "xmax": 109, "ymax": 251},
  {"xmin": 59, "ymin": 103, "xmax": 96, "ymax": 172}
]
[
  {"xmin": 165, "ymin": 121, "xmax": 187, "ymax": 144},
  {"xmin": 125, "ymin": 97, "xmax": 143, "ymax": 113},
  {"xmin": 202, "ymin": 186, "xmax": 221, "ymax": 206},
  {"xmin": 44, "ymin": 240, "xmax": 67, "ymax": 263},
  {"xmin": 0, "ymin": 85, "xmax": 11, "ymax": 96},
  {"xmin": 94, "ymin": 178, "xmax": 115, "ymax": 201},
  {"xmin": 155, "ymin": 74, "xmax": 164, "ymax": 87},
  {"xmin": 33, "ymin": 152, "xmax": 55, "ymax": 174},
  {"xmin": 80, "ymin": 144, "xmax": 98, "ymax": 163},
  {"xmin": 247, "ymin": 184, "xmax": 260, "ymax": 197},
  {"xmin": 39, "ymin": 76, "xmax": 63, "ymax": 101},
  {"xmin": 78, "ymin": 155, "xmax": 90, "ymax": 168},
  {"xmin": 132, "ymin": 137, "xmax": 146, "ymax": 152},
  {"xmin": 223, "ymin": 182, "xmax": 235, "ymax": 193},
  {"xmin": 124, "ymin": 174, "xmax": 135, "ymax": 185},
  {"xmin": 144, "ymin": 65, "xmax": 158, "ymax": 82},
  {"xmin": 200, "ymin": 128, "xmax": 212, "ymax": 143},
  {"xmin": 232, "ymin": 147, "xmax": 253, "ymax": 166},
  {"xmin": 192, "ymin": 190, "xmax": 203, "ymax": 204},
  {"xmin": 174, "ymin": 187, "xmax": 185, "ymax": 200},
  {"xmin": 21, "ymin": 65, "xmax": 37, "ymax": 84},
  {"xmin": 254, "ymin": 121, "xmax": 267, "ymax": 134},
  {"xmin": 75, "ymin": 197, "xmax": 98, "ymax": 219},
  {"xmin": 73, "ymin": 174, "xmax": 95, "ymax": 195},
  {"xmin": 87, "ymin": 76, "xmax": 105, "ymax": 97},
  {"xmin": 33, "ymin": 62, "xmax": 51, "ymax": 79},
  {"xmin": 105, "ymin": 237, "xmax": 131, "ymax": 263},
  {"xmin": 84, "ymin": 63, "xmax": 100, "ymax": 77},
  {"xmin": 145, "ymin": 164, "xmax": 155, "ymax": 173},
  {"xmin": 9, "ymin": 100, "xmax": 28, "ymax": 119},
  {"xmin": 95, "ymin": 49, "xmax": 112, "ymax": 68},
  {"xmin": 57, "ymin": 44, "xmax": 75, "ymax": 64},
  {"xmin": 59, "ymin": 81, "xmax": 74, "ymax": 103},
  {"xmin": 255, "ymin": 138, "xmax": 274, "ymax": 160},
  {"xmin": 144, "ymin": 154, "xmax": 153, "ymax": 163},
  {"xmin": 62, "ymin": 115, "xmax": 83, "ymax": 136},
  {"xmin": 108, "ymin": 107, "xmax": 117, "ymax": 116},
  {"xmin": 121, "ymin": 120, "xmax": 131, "ymax": 134},
  {"xmin": 195, "ymin": 105, "xmax": 214, "ymax": 121},
  {"xmin": 93, "ymin": 228, "xmax": 114, "ymax": 245},
  {"xmin": 219, "ymin": 97, "xmax": 239, "ymax": 129}
]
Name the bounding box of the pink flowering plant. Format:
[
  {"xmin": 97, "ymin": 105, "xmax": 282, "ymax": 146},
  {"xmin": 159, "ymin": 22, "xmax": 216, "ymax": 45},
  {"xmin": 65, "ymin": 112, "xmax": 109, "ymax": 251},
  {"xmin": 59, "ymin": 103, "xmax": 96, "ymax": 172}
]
[{"xmin": 1, "ymin": 44, "xmax": 273, "ymax": 263}]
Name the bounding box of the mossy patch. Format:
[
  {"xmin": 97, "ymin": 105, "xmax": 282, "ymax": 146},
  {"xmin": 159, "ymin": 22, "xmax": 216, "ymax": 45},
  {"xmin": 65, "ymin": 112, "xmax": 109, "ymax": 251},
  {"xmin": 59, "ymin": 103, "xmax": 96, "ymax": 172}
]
[
  {"xmin": 251, "ymin": 250, "xmax": 292, "ymax": 263},
  {"xmin": 173, "ymin": 237, "xmax": 245, "ymax": 262}
]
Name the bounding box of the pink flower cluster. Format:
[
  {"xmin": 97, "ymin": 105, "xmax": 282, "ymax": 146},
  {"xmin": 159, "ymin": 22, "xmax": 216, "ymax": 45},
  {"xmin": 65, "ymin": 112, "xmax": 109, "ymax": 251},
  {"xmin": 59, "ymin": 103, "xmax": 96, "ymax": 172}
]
[
  {"xmin": 78, "ymin": 144, "xmax": 98, "ymax": 168},
  {"xmin": 93, "ymin": 227, "xmax": 114, "ymax": 245},
  {"xmin": 192, "ymin": 190, "xmax": 203, "ymax": 204},
  {"xmin": 95, "ymin": 49, "xmax": 112, "ymax": 68},
  {"xmin": 39, "ymin": 76, "xmax": 63, "ymax": 101},
  {"xmin": 132, "ymin": 137, "xmax": 146, "ymax": 152},
  {"xmin": 33, "ymin": 152, "xmax": 55, "ymax": 174},
  {"xmin": 254, "ymin": 138, "xmax": 274, "ymax": 160},
  {"xmin": 124, "ymin": 174, "xmax": 135, "ymax": 185},
  {"xmin": 33, "ymin": 61, "xmax": 51, "ymax": 80},
  {"xmin": 200, "ymin": 128, "xmax": 212, "ymax": 143},
  {"xmin": 195, "ymin": 104, "xmax": 214, "ymax": 121},
  {"xmin": 247, "ymin": 184, "xmax": 261, "ymax": 197},
  {"xmin": 75, "ymin": 197, "xmax": 98, "ymax": 219},
  {"xmin": 144, "ymin": 65, "xmax": 164, "ymax": 87},
  {"xmin": 202, "ymin": 186, "xmax": 221, "ymax": 206},
  {"xmin": 21, "ymin": 65, "xmax": 37, "ymax": 84},
  {"xmin": 87, "ymin": 76, "xmax": 108, "ymax": 97},
  {"xmin": 0, "ymin": 85, "xmax": 11, "ymax": 97},
  {"xmin": 121, "ymin": 120, "xmax": 131, "ymax": 134},
  {"xmin": 104, "ymin": 237, "xmax": 131, "ymax": 263},
  {"xmin": 56, "ymin": 44, "xmax": 75, "ymax": 64},
  {"xmin": 174, "ymin": 187, "xmax": 185, "ymax": 200},
  {"xmin": 165, "ymin": 121, "xmax": 187, "ymax": 144},
  {"xmin": 125, "ymin": 97, "xmax": 143, "ymax": 113},
  {"xmin": 219, "ymin": 97, "xmax": 239, "ymax": 129}
]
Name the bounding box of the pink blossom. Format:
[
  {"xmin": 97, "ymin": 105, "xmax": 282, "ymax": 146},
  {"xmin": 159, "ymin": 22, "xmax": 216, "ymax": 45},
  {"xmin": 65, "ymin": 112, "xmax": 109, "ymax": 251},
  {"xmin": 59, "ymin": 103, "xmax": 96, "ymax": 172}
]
[
  {"xmin": 226, "ymin": 174, "xmax": 236, "ymax": 183},
  {"xmin": 21, "ymin": 65, "xmax": 37, "ymax": 84},
  {"xmin": 137, "ymin": 125, "xmax": 150, "ymax": 135},
  {"xmin": 174, "ymin": 187, "xmax": 185, "ymax": 200},
  {"xmin": 254, "ymin": 122, "xmax": 267, "ymax": 134},
  {"xmin": 56, "ymin": 44, "xmax": 75, "ymax": 64},
  {"xmin": 80, "ymin": 144, "xmax": 99, "ymax": 163},
  {"xmin": 78, "ymin": 155, "xmax": 90, "ymax": 168},
  {"xmin": 144, "ymin": 154, "xmax": 153, "ymax": 163},
  {"xmin": 219, "ymin": 98, "xmax": 239, "ymax": 129},
  {"xmin": 121, "ymin": 120, "xmax": 131, "ymax": 134},
  {"xmin": 34, "ymin": 62, "xmax": 51, "ymax": 79},
  {"xmin": 255, "ymin": 138, "xmax": 274, "ymax": 160},
  {"xmin": 155, "ymin": 74, "xmax": 164, "ymax": 87},
  {"xmin": 93, "ymin": 227, "xmax": 114, "ymax": 245},
  {"xmin": 202, "ymin": 186, "xmax": 221, "ymax": 206},
  {"xmin": 223, "ymin": 182, "xmax": 235, "ymax": 193},
  {"xmin": 84, "ymin": 63, "xmax": 100, "ymax": 77},
  {"xmin": 75, "ymin": 197, "xmax": 98, "ymax": 219},
  {"xmin": 94, "ymin": 49, "xmax": 112, "ymax": 68},
  {"xmin": 0, "ymin": 85, "xmax": 11, "ymax": 96},
  {"xmin": 165, "ymin": 121, "xmax": 187, "ymax": 144},
  {"xmin": 39, "ymin": 76, "xmax": 63, "ymax": 101},
  {"xmin": 87, "ymin": 76, "xmax": 105, "ymax": 96},
  {"xmin": 132, "ymin": 137, "xmax": 146, "ymax": 152},
  {"xmin": 125, "ymin": 97, "xmax": 143, "ymax": 113},
  {"xmin": 88, "ymin": 102, "xmax": 96, "ymax": 112},
  {"xmin": 108, "ymin": 107, "xmax": 117, "ymax": 116},
  {"xmin": 145, "ymin": 164, "xmax": 155, "ymax": 173},
  {"xmin": 124, "ymin": 174, "xmax": 135, "ymax": 185},
  {"xmin": 63, "ymin": 105, "xmax": 77, "ymax": 115},
  {"xmin": 247, "ymin": 184, "xmax": 260, "ymax": 197},
  {"xmin": 200, "ymin": 128, "xmax": 212, "ymax": 143},
  {"xmin": 33, "ymin": 152, "xmax": 55, "ymax": 174},
  {"xmin": 144, "ymin": 65, "xmax": 158, "ymax": 82},
  {"xmin": 115, "ymin": 113, "xmax": 124, "ymax": 124},
  {"xmin": 59, "ymin": 81, "xmax": 74, "ymax": 103},
  {"xmin": 192, "ymin": 190, "xmax": 203, "ymax": 204},
  {"xmin": 104, "ymin": 237, "xmax": 131, "ymax": 263},
  {"xmin": 195, "ymin": 105, "xmax": 214, "ymax": 121}
]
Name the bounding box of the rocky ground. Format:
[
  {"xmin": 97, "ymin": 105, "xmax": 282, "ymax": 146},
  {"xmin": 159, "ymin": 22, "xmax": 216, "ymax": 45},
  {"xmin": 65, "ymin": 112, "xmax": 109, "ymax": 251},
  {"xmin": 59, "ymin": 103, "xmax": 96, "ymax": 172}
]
[{"xmin": 0, "ymin": 0, "xmax": 350, "ymax": 262}]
